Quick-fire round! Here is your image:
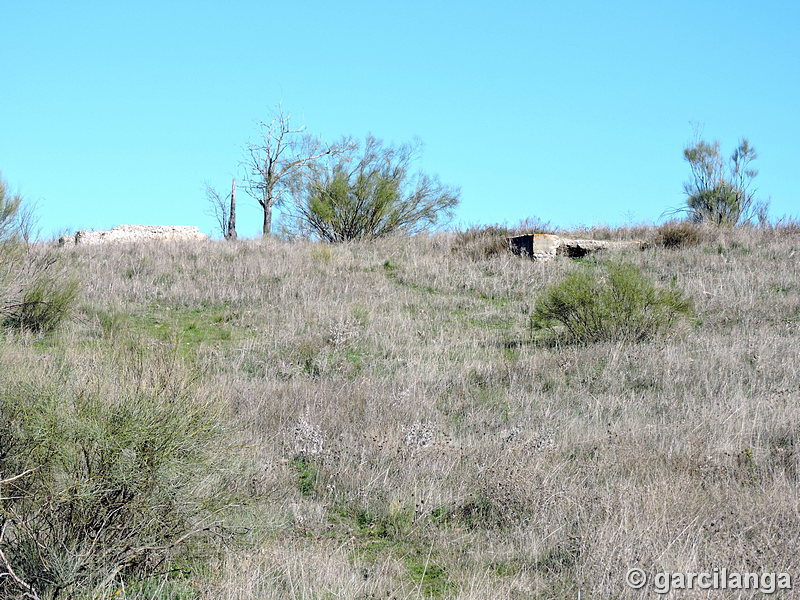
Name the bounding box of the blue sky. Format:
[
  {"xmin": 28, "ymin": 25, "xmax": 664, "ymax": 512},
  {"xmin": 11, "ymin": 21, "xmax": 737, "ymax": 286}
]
[{"xmin": 2, "ymin": 0, "xmax": 798, "ymax": 239}]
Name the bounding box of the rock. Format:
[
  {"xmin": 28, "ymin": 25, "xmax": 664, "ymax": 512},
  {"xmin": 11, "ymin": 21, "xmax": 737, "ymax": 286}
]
[
  {"xmin": 60, "ymin": 225, "xmax": 208, "ymax": 246},
  {"xmin": 508, "ymin": 233, "xmax": 644, "ymax": 260}
]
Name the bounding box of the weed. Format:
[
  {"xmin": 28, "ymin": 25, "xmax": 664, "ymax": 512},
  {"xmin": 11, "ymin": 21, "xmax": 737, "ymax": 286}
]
[{"xmin": 3, "ymin": 228, "xmax": 797, "ymax": 599}]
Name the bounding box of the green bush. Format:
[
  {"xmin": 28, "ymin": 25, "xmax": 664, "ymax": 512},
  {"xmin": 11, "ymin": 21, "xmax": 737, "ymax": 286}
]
[
  {"xmin": 531, "ymin": 262, "xmax": 692, "ymax": 344},
  {"xmin": 2, "ymin": 275, "xmax": 78, "ymax": 333},
  {"xmin": 0, "ymin": 349, "xmax": 228, "ymax": 599},
  {"xmin": 288, "ymin": 136, "xmax": 459, "ymax": 242},
  {"xmin": 0, "ymin": 173, "xmax": 24, "ymax": 242},
  {"xmin": 1, "ymin": 173, "xmax": 78, "ymax": 334},
  {"xmin": 682, "ymin": 137, "xmax": 767, "ymax": 225}
]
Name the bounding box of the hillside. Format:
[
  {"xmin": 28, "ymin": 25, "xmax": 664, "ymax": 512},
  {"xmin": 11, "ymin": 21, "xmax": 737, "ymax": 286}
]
[{"xmin": 2, "ymin": 227, "xmax": 799, "ymax": 599}]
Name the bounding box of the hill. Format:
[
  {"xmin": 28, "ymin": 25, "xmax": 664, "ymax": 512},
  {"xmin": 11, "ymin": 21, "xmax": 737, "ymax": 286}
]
[{"xmin": 2, "ymin": 226, "xmax": 798, "ymax": 599}]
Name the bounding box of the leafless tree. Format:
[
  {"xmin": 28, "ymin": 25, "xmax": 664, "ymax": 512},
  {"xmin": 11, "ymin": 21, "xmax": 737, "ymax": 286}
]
[
  {"xmin": 243, "ymin": 107, "xmax": 352, "ymax": 237},
  {"xmin": 205, "ymin": 183, "xmax": 228, "ymax": 239},
  {"xmin": 205, "ymin": 178, "xmax": 237, "ymax": 240},
  {"xmin": 227, "ymin": 178, "xmax": 237, "ymax": 240}
]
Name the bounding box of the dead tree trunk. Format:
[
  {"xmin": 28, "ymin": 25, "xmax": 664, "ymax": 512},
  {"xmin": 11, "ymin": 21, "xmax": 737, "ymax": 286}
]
[
  {"xmin": 226, "ymin": 178, "xmax": 237, "ymax": 240},
  {"xmin": 262, "ymin": 198, "xmax": 273, "ymax": 237}
]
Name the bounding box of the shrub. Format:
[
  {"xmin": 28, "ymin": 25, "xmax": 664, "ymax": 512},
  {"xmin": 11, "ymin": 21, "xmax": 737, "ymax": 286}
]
[
  {"xmin": 452, "ymin": 225, "xmax": 514, "ymax": 259},
  {"xmin": 771, "ymin": 216, "xmax": 800, "ymax": 235},
  {"xmin": 287, "ymin": 136, "xmax": 459, "ymax": 242},
  {"xmin": 0, "ymin": 174, "xmax": 25, "ymax": 242},
  {"xmin": 2, "ymin": 275, "xmax": 78, "ymax": 333},
  {"xmin": 0, "ymin": 349, "xmax": 228, "ymax": 599},
  {"xmin": 560, "ymin": 223, "xmax": 652, "ymax": 241},
  {"xmin": 0, "ymin": 173, "xmax": 78, "ymax": 334},
  {"xmin": 653, "ymin": 220, "xmax": 703, "ymax": 249},
  {"xmin": 531, "ymin": 262, "xmax": 693, "ymax": 344},
  {"xmin": 681, "ymin": 137, "xmax": 768, "ymax": 225}
]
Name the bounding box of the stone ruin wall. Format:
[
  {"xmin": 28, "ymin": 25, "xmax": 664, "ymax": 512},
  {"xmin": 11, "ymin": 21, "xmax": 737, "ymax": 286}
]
[
  {"xmin": 507, "ymin": 233, "xmax": 645, "ymax": 260},
  {"xmin": 59, "ymin": 225, "xmax": 208, "ymax": 246}
]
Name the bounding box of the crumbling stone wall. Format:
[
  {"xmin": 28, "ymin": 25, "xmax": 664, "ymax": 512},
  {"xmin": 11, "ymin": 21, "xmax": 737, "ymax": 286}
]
[{"xmin": 59, "ymin": 225, "xmax": 208, "ymax": 246}]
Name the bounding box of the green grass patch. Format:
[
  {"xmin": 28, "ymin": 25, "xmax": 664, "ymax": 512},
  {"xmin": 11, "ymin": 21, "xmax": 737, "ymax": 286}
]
[
  {"xmin": 478, "ymin": 292, "xmax": 511, "ymax": 307},
  {"xmin": 291, "ymin": 456, "xmax": 320, "ymax": 498},
  {"xmin": 489, "ymin": 558, "xmax": 525, "ymax": 577},
  {"xmin": 123, "ymin": 575, "xmax": 198, "ymax": 600},
  {"xmin": 330, "ymin": 503, "xmax": 453, "ymax": 598},
  {"xmin": 405, "ymin": 551, "xmax": 453, "ymax": 598},
  {"xmin": 382, "ymin": 260, "xmax": 439, "ymax": 295},
  {"xmin": 133, "ymin": 306, "xmax": 236, "ymax": 343},
  {"xmin": 94, "ymin": 303, "xmax": 244, "ymax": 354}
]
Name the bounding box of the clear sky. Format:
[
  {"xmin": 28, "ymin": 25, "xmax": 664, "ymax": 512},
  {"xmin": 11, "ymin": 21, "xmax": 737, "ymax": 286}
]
[{"xmin": 2, "ymin": 0, "xmax": 798, "ymax": 239}]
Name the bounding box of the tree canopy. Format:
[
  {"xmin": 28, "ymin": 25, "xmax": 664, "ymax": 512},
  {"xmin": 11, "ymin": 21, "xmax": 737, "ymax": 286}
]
[
  {"xmin": 286, "ymin": 136, "xmax": 459, "ymax": 242},
  {"xmin": 682, "ymin": 137, "xmax": 766, "ymax": 225}
]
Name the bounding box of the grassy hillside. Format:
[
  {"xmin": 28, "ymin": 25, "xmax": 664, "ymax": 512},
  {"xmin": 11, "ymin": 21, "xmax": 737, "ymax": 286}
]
[{"xmin": 3, "ymin": 226, "xmax": 799, "ymax": 599}]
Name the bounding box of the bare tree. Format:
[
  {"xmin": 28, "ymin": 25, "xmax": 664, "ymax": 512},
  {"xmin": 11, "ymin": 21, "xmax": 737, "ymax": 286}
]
[
  {"xmin": 227, "ymin": 178, "xmax": 237, "ymax": 240},
  {"xmin": 205, "ymin": 183, "xmax": 229, "ymax": 239},
  {"xmin": 243, "ymin": 107, "xmax": 352, "ymax": 237},
  {"xmin": 205, "ymin": 178, "xmax": 237, "ymax": 240}
]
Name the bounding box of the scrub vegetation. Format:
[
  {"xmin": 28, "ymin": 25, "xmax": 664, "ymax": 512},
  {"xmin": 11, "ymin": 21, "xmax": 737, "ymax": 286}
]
[{"xmin": 2, "ymin": 210, "xmax": 799, "ymax": 598}]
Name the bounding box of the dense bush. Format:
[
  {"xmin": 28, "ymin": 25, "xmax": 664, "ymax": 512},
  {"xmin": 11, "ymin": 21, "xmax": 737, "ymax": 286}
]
[
  {"xmin": 531, "ymin": 262, "xmax": 693, "ymax": 343},
  {"xmin": 682, "ymin": 137, "xmax": 767, "ymax": 225},
  {"xmin": 0, "ymin": 173, "xmax": 78, "ymax": 333},
  {"xmin": 653, "ymin": 220, "xmax": 703, "ymax": 249},
  {"xmin": 287, "ymin": 136, "xmax": 459, "ymax": 242},
  {"xmin": 0, "ymin": 349, "xmax": 227, "ymax": 599},
  {"xmin": 2, "ymin": 275, "xmax": 78, "ymax": 333}
]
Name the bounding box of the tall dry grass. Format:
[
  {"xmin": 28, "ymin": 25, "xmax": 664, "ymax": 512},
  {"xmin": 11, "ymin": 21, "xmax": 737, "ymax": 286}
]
[{"xmin": 4, "ymin": 225, "xmax": 798, "ymax": 598}]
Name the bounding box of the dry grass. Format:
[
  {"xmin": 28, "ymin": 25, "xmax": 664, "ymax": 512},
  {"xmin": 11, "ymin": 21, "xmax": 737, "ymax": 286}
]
[{"xmin": 5, "ymin": 225, "xmax": 800, "ymax": 599}]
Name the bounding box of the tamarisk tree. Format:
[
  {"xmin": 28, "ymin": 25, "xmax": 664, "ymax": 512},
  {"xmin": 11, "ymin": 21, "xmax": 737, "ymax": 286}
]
[
  {"xmin": 682, "ymin": 136, "xmax": 767, "ymax": 225},
  {"xmin": 287, "ymin": 136, "xmax": 460, "ymax": 242}
]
